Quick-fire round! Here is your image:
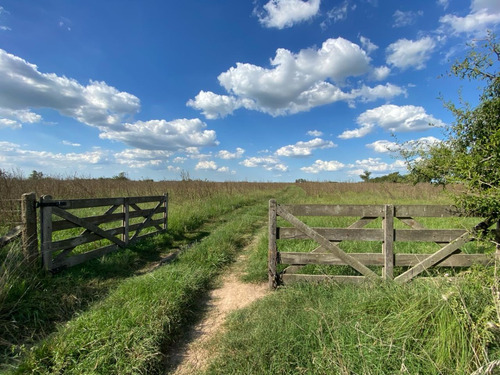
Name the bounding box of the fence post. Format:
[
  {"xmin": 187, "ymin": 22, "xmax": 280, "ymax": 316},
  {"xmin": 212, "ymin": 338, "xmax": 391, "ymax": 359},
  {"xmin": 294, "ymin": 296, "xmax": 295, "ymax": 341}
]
[
  {"xmin": 21, "ymin": 192, "xmax": 38, "ymax": 265},
  {"xmin": 40, "ymin": 195, "xmax": 53, "ymax": 271},
  {"xmin": 268, "ymin": 199, "xmax": 278, "ymax": 290},
  {"xmin": 163, "ymin": 193, "xmax": 168, "ymax": 231},
  {"xmin": 122, "ymin": 197, "xmax": 130, "ymax": 244},
  {"xmin": 383, "ymin": 204, "xmax": 394, "ymax": 280}
]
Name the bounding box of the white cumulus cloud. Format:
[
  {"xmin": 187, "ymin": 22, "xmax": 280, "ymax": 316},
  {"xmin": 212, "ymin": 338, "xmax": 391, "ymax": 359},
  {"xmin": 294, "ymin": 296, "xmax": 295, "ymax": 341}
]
[
  {"xmin": 217, "ymin": 147, "xmax": 245, "ymax": 159},
  {"xmin": 99, "ymin": 118, "xmax": 218, "ymax": 151},
  {"xmin": 338, "ymin": 104, "xmax": 445, "ymax": 139},
  {"xmin": 440, "ymin": 0, "xmax": 500, "ymax": 34},
  {"xmin": 386, "ymin": 37, "xmax": 436, "ymax": 70},
  {"xmin": 0, "ymin": 49, "xmax": 140, "ymax": 130},
  {"xmin": 275, "ymin": 138, "xmax": 336, "ymax": 157},
  {"xmin": 301, "ymin": 159, "xmax": 345, "ymax": 173},
  {"xmin": 189, "ymin": 38, "xmax": 405, "ymax": 118},
  {"xmin": 257, "ymin": 0, "xmax": 321, "ymax": 29},
  {"xmin": 240, "ymin": 156, "xmax": 288, "ymax": 172},
  {"xmin": 195, "ymin": 160, "xmax": 218, "ymax": 170}
]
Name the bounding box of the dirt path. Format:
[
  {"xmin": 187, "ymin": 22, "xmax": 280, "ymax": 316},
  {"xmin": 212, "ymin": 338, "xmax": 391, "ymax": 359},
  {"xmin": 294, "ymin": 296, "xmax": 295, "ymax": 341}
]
[{"xmin": 165, "ymin": 239, "xmax": 269, "ymax": 374}]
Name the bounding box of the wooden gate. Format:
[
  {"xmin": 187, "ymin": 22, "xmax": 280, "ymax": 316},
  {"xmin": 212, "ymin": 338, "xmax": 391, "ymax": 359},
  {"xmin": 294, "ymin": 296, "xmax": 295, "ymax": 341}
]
[
  {"xmin": 268, "ymin": 200, "xmax": 499, "ymax": 288},
  {"xmin": 40, "ymin": 194, "xmax": 168, "ymax": 271}
]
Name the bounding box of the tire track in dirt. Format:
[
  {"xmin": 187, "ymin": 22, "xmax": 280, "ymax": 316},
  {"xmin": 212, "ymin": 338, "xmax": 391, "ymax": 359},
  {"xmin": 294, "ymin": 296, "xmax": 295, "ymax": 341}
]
[{"xmin": 164, "ymin": 238, "xmax": 269, "ymax": 374}]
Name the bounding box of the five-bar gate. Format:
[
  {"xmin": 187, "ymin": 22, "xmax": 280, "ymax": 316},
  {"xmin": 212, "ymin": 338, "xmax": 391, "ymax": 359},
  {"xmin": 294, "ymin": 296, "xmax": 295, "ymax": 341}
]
[{"xmin": 268, "ymin": 200, "xmax": 499, "ymax": 288}]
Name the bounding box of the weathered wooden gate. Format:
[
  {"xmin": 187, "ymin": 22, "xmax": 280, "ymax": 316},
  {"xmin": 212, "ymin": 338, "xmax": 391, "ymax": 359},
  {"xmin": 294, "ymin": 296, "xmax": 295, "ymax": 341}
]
[
  {"xmin": 40, "ymin": 194, "xmax": 168, "ymax": 271},
  {"xmin": 268, "ymin": 200, "xmax": 499, "ymax": 288}
]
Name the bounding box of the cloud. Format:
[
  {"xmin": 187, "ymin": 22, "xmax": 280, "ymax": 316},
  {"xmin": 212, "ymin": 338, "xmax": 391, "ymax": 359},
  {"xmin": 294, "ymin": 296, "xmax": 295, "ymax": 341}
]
[
  {"xmin": 0, "ymin": 142, "xmax": 110, "ymax": 170},
  {"xmin": 217, "ymin": 147, "xmax": 245, "ymax": 159},
  {"xmin": 359, "ymin": 36, "xmax": 378, "ymax": 54},
  {"xmin": 189, "ymin": 37, "xmax": 405, "ymax": 118},
  {"xmin": 338, "ymin": 104, "xmax": 445, "ymax": 139},
  {"xmin": 99, "ymin": 118, "xmax": 218, "ymax": 151},
  {"xmin": 301, "ymin": 159, "xmax": 345, "ymax": 173},
  {"xmin": 114, "ymin": 149, "xmax": 172, "ymax": 168},
  {"xmin": 186, "ymin": 91, "xmax": 248, "ymax": 119},
  {"xmin": 386, "ymin": 37, "xmax": 436, "ymax": 70},
  {"xmin": 0, "ymin": 49, "xmax": 140, "ymax": 130},
  {"xmin": 392, "ymin": 10, "xmax": 423, "ymax": 28},
  {"xmin": 348, "ymin": 157, "xmax": 406, "ymax": 175},
  {"xmin": 440, "ymin": 0, "xmax": 500, "ymax": 34},
  {"xmin": 370, "ymin": 66, "xmax": 391, "ymax": 81},
  {"xmin": 307, "ymin": 130, "xmax": 323, "ymax": 137},
  {"xmin": 256, "ymin": 0, "xmax": 321, "ymax": 29},
  {"xmin": 437, "ymin": 0, "xmax": 449, "ymax": 10},
  {"xmin": 366, "ymin": 139, "xmax": 398, "ymax": 153},
  {"xmin": 240, "ymin": 156, "xmax": 288, "ymax": 172},
  {"xmin": 275, "ymin": 137, "xmax": 336, "ymax": 157},
  {"xmin": 195, "ymin": 160, "xmax": 218, "ymax": 170},
  {"xmin": 62, "ymin": 140, "xmax": 81, "ymax": 147}
]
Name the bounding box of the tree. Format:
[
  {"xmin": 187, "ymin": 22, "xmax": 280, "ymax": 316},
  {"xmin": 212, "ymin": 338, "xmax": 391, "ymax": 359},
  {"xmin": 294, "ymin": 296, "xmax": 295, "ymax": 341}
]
[
  {"xmin": 29, "ymin": 170, "xmax": 44, "ymax": 180},
  {"xmin": 112, "ymin": 172, "xmax": 129, "ymax": 180},
  {"xmin": 359, "ymin": 170, "xmax": 371, "ymax": 182},
  {"xmin": 406, "ymin": 32, "xmax": 500, "ymax": 218}
]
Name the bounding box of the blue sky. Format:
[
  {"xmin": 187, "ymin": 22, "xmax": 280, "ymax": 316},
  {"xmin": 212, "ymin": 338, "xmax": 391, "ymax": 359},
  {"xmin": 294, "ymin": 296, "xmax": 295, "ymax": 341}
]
[{"xmin": 0, "ymin": 0, "xmax": 499, "ymax": 182}]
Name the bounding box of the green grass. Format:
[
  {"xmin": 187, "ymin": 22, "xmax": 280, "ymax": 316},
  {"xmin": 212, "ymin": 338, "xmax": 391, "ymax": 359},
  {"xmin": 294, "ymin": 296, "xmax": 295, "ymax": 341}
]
[
  {"xmin": 0, "ymin": 187, "xmax": 284, "ymax": 371},
  {"xmin": 204, "ymin": 268, "xmax": 499, "ymax": 375},
  {"xmin": 12, "ymin": 200, "xmax": 270, "ymax": 374}
]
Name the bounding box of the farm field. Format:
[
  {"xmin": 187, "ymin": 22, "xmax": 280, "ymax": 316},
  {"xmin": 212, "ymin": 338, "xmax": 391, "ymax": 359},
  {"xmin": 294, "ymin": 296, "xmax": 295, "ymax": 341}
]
[{"xmin": 1, "ymin": 179, "xmax": 498, "ymax": 374}]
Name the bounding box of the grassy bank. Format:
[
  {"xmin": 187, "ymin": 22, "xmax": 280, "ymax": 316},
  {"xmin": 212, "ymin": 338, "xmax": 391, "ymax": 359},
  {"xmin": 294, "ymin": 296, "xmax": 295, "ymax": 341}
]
[
  {"xmin": 0, "ymin": 183, "xmax": 285, "ymax": 371},
  {"xmin": 205, "ymin": 270, "xmax": 500, "ymax": 374},
  {"xmin": 12, "ymin": 199, "xmax": 270, "ymax": 374}
]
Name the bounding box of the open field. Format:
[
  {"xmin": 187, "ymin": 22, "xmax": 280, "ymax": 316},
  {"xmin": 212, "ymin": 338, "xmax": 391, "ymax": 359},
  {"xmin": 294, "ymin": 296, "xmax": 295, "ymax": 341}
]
[{"xmin": 1, "ymin": 179, "xmax": 498, "ymax": 374}]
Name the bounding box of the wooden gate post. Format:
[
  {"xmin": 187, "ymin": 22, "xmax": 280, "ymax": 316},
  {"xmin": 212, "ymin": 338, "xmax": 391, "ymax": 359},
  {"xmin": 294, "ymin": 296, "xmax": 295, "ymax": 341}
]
[
  {"xmin": 40, "ymin": 195, "xmax": 53, "ymax": 271},
  {"xmin": 21, "ymin": 192, "xmax": 38, "ymax": 265},
  {"xmin": 383, "ymin": 204, "xmax": 394, "ymax": 280},
  {"xmin": 268, "ymin": 199, "xmax": 278, "ymax": 290}
]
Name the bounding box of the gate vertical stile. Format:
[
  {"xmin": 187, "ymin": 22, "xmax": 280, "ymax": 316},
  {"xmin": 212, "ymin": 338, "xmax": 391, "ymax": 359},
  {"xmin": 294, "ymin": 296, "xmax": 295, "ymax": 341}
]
[
  {"xmin": 40, "ymin": 195, "xmax": 53, "ymax": 271},
  {"xmin": 122, "ymin": 197, "xmax": 129, "ymax": 245},
  {"xmin": 163, "ymin": 193, "xmax": 168, "ymax": 231},
  {"xmin": 383, "ymin": 204, "xmax": 394, "ymax": 280},
  {"xmin": 268, "ymin": 199, "xmax": 278, "ymax": 290}
]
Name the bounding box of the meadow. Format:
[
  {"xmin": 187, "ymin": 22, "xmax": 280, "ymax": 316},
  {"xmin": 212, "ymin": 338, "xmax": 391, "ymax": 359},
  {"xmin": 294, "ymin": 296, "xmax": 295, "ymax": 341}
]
[{"xmin": 0, "ymin": 175, "xmax": 498, "ymax": 374}]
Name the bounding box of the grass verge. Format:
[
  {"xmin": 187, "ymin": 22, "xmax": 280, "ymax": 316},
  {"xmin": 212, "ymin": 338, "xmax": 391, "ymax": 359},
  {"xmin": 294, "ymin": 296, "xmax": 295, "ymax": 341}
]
[
  {"xmin": 12, "ymin": 200, "xmax": 268, "ymax": 374},
  {"xmin": 204, "ymin": 267, "xmax": 500, "ymax": 375}
]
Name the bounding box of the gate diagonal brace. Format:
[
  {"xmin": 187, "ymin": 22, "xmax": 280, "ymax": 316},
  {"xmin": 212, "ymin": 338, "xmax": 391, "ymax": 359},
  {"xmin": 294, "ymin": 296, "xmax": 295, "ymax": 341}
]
[
  {"xmin": 276, "ymin": 205, "xmax": 379, "ymax": 280},
  {"xmin": 52, "ymin": 207, "xmax": 126, "ymax": 248}
]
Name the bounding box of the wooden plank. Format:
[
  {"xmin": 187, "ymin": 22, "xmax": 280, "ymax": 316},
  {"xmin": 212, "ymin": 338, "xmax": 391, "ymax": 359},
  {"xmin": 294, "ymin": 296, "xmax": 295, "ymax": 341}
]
[
  {"xmin": 52, "ymin": 207, "xmax": 126, "ymax": 248},
  {"xmin": 383, "ymin": 205, "xmax": 394, "ymax": 280},
  {"xmin": 281, "ymin": 274, "xmax": 367, "ymax": 285},
  {"xmin": 52, "ymin": 243, "xmax": 121, "ymax": 269},
  {"xmin": 0, "ymin": 225, "xmax": 22, "ymax": 248},
  {"xmin": 278, "ymin": 252, "xmax": 493, "ymax": 267},
  {"xmin": 21, "ymin": 192, "xmax": 38, "ymax": 263},
  {"xmin": 279, "ymin": 204, "xmax": 384, "ymax": 217},
  {"xmin": 394, "ymin": 205, "xmax": 460, "ymax": 218},
  {"xmin": 269, "ymin": 199, "xmax": 278, "ymax": 289},
  {"xmin": 52, "ymin": 212, "xmax": 124, "ymax": 231},
  {"xmin": 40, "ymin": 195, "xmax": 53, "ymax": 271},
  {"xmin": 127, "ymin": 195, "xmax": 166, "ymax": 204},
  {"xmin": 50, "ymin": 219, "xmax": 164, "ymax": 252},
  {"xmin": 51, "ymin": 227, "xmax": 125, "ymax": 251},
  {"xmin": 282, "ymin": 216, "xmax": 378, "ymax": 274},
  {"xmin": 277, "ymin": 227, "xmax": 383, "ymax": 241},
  {"xmin": 394, "ymin": 229, "xmax": 468, "ymax": 242},
  {"xmin": 42, "ymin": 195, "xmax": 165, "ymax": 210},
  {"xmin": 163, "ymin": 193, "xmax": 168, "ymax": 231},
  {"xmin": 130, "ymin": 200, "xmax": 163, "ymax": 241},
  {"xmin": 277, "ymin": 205, "xmax": 379, "ymax": 279},
  {"xmin": 395, "ymin": 217, "xmax": 494, "ymax": 282},
  {"xmin": 123, "ymin": 198, "xmax": 130, "ymax": 244}
]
